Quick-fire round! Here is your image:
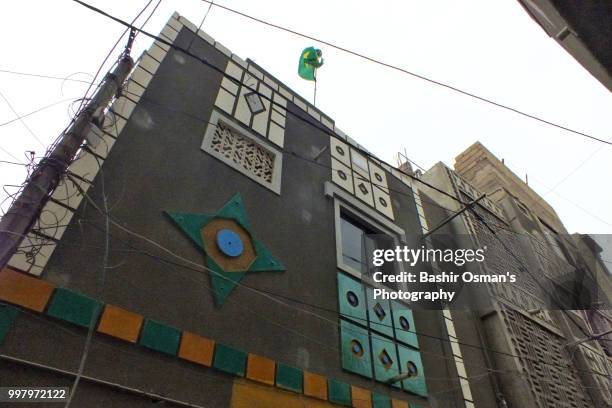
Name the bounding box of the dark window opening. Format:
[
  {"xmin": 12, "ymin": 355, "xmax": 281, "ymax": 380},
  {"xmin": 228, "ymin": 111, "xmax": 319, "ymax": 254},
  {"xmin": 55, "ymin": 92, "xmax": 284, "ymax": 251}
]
[{"xmin": 340, "ymin": 212, "xmax": 397, "ymax": 288}]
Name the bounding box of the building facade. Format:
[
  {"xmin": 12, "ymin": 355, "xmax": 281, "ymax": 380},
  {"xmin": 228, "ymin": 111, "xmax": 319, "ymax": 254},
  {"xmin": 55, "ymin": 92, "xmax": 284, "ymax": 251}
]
[{"xmin": 0, "ymin": 13, "xmax": 609, "ymax": 408}]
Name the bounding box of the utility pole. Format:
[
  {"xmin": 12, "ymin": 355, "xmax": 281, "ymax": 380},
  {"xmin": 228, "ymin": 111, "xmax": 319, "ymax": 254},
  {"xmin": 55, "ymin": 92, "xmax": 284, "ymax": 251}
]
[{"xmin": 0, "ymin": 49, "xmax": 134, "ymax": 268}]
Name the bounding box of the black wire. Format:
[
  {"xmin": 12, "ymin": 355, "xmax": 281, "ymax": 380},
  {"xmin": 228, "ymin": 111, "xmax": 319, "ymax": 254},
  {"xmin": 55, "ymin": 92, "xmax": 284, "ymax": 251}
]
[
  {"xmin": 52, "ymin": 0, "xmax": 612, "ymax": 379},
  {"xmin": 196, "ymin": 0, "xmax": 612, "ymax": 146}
]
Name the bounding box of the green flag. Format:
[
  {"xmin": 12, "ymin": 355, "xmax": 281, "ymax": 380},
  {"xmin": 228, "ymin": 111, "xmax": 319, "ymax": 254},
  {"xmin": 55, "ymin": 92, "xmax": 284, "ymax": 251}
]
[{"xmin": 298, "ymin": 47, "xmax": 323, "ymax": 81}]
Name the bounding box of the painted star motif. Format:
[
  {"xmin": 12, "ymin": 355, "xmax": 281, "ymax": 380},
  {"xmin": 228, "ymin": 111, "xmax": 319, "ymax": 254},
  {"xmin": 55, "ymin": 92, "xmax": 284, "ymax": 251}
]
[{"xmin": 165, "ymin": 193, "xmax": 285, "ymax": 306}]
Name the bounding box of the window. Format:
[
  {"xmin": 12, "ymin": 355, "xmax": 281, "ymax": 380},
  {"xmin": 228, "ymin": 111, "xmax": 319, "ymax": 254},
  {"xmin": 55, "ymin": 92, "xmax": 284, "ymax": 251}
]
[{"xmin": 339, "ymin": 211, "xmax": 398, "ymax": 288}]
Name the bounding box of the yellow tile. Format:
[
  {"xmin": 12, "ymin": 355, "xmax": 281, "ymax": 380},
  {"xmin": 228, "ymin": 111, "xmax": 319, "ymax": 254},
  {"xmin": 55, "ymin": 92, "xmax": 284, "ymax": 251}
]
[
  {"xmin": 97, "ymin": 304, "xmax": 143, "ymax": 343},
  {"xmin": 0, "ymin": 268, "xmax": 54, "ymax": 312},
  {"xmin": 304, "ymin": 371, "xmax": 327, "ymax": 401},
  {"xmin": 178, "ymin": 331, "xmax": 215, "ymax": 367},
  {"xmin": 246, "ymin": 353, "xmax": 276, "ymax": 386},
  {"xmin": 351, "ymin": 386, "xmax": 371, "ymax": 408},
  {"xmin": 231, "ymin": 379, "xmax": 335, "ymax": 408},
  {"xmin": 391, "ymin": 399, "xmax": 409, "ymax": 408}
]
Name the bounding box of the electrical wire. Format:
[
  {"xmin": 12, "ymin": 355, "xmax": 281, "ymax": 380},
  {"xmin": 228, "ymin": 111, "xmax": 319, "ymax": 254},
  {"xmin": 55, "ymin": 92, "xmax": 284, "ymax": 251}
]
[
  {"xmin": 196, "ymin": 0, "xmax": 611, "ymax": 146},
  {"xmin": 10, "ymin": 0, "xmax": 609, "ymax": 390},
  {"xmin": 62, "ymin": 178, "xmax": 610, "ymax": 381},
  {"xmin": 0, "ymin": 90, "xmax": 46, "ymax": 149},
  {"xmin": 0, "ymin": 97, "xmax": 79, "ymax": 128}
]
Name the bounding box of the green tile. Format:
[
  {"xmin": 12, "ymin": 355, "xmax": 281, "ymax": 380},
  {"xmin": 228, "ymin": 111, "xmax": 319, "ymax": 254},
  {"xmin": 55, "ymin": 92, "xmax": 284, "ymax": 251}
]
[
  {"xmin": 139, "ymin": 319, "xmax": 181, "ymax": 355},
  {"xmin": 409, "ymin": 403, "xmax": 423, "ymax": 408},
  {"xmin": 0, "ymin": 305, "xmax": 18, "ymax": 344},
  {"xmin": 372, "ymin": 392, "xmax": 391, "ymax": 408},
  {"xmin": 46, "ymin": 288, "xmax": 102, "ymax": 328},
  {"xmin": 275, "ymin": 363, "xmax": 303, "ymax": 393},
  {"xmin": 397, "ymin": 344, "xmax": 427, "ymax": 397},
  {"xmin": 391, "ymin": 301, "xmax": 418, "ymax": 348},
  {"xmin": 338, "ymin": 273, "xmax": 366, "ymax": 324},
  {"xmin": 371, "ymin": 333, "xmax": 401, "ymax": 388},
  {"xmin": 213, "ymin": 343, "xmax": 247, "ymax": 376},
  {"xmin": 366, "ymin": 288, "xmax": 393, "ymax": 337},
  {"xmin": 328, "ymin": 378, "xmax": 351, "ymax": 406},
  {"xmin": 340, "ymin": 319, "xmax": 372, "ymax": 378}
]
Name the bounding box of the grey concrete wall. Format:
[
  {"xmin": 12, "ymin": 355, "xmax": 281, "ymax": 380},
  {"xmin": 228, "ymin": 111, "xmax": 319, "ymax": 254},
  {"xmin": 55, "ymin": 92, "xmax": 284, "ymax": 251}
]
[{"xmin": 1, "ymin": 26, "xmax": 460, "ymax": 407}]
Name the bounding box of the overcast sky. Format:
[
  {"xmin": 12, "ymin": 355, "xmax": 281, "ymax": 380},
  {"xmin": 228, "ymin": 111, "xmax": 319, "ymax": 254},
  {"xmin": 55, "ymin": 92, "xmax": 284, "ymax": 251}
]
[{"xmin": 1, "ymin": 1, "xmax": 610, "ymax": 244}]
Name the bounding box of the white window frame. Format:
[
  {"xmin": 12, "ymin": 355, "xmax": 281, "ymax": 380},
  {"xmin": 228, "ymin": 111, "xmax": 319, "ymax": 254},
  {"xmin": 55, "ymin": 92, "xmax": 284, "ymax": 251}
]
[{"xmin": 325, "ymin": 181, "xmax": 408, "ymax": 290}]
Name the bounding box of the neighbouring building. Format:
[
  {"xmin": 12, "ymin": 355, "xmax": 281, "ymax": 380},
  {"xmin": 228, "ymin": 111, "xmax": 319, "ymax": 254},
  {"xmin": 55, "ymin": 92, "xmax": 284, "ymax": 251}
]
[{"xmin": 0, "ymin": 13, "xmax": 609, "ymax": 408}]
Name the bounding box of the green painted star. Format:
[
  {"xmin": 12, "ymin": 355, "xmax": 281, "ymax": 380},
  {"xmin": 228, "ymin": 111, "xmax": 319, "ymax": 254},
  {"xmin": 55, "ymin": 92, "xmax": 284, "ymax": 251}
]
[{"xmin": 165, "ymin": 193, "xmax": 285, "ymax": 306}]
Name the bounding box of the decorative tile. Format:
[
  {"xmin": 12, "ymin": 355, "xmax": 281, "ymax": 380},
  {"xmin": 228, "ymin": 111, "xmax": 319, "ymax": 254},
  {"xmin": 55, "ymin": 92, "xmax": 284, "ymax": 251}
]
[
  {"xmin": 391, "ymin": 400, "xmax": 409, "ymax": 408},
  {"xmin": 366, "ymin": 288, "xmax": 393, "ymax": 337},
  {"xmin": 138, "ymin": 319, "xmax": 181, "ymax": 356},
  {"xmin": 221, "ymin": 77, "xmax": 239, "ymax": 95},
  {"xmin": 337, "ymin": 273, "xmax": 367, "ymax": 324},
  {"xmin": 332, "ymin": 158, "xmax": 354, "ymax": 194},
  {"xmin": 397, "ymin": 345, "xmax": 427, "ymax": 397},
  {"xmin": 213, "ymin": 343, "xmax": 247, "ymax": 376},
  {"xmin": 226, "ymin": 61, "xmax": 244, "ymax": 82},
  {"xmin": 371, "ymin": 334, "xmax": 401, "ymax": 387},
  {"xmin": 304, "ymin": 371, "xmax": 327, "ymax": 400},
  {"xmin": 372, "ymin": 392, "xmax": 392, "ymax": 408},
  {"xmin": 330, "ymin": 136, "xmax": 350, "ymax": 167},
  {"xmin": 46, "ymin": 288, "xmax": 102, "ymax": 329},
  {"xmin": 353, "ymin": 173, "xmax": 374, "ymax": 207},
  {"xmin": 351, "ymin": 386, "xmax": 371, "ymax": 408},
  {"xmin": 246, "ymin": 353, "xmax": 275, "ymax": 386},
  {"xmin": 369, "ymin": 162, "xmax": 389, "ymax": 192},
  {"xmin": 138, "ymin": 53, "xmax": 160, "ymax": 74},
  {"xmin": 97, "ymin": 304, "xmax": 143, "ymax": 343},
  {"xmin": 215, "ymin": 88, "xmax": 236, "ymax": 114},
  {"xmin": 391, "ymin": 302, "xmax": 418, "ymax": 349},
  {"xmin": 268, "ymin": 122, "xmax": 285, "ymax": 147},
  {"xmin": 130, "ymin": 66, "xmax": 153, "ymax": 88},
  {"xmin": 178, "ymin": 331, "xmax": 215, "ymax": 367},
  {"xmin": 373, "ymin": 186, "xmax": 394, "ymax": 220},
  {"xmin": 328, "ymin": 379, "xmax": 351, "ymax": 406},
  {"xmin": 0, "ymin": 304, "xmax": 18, "ymax": 344},
  {"xmin": 340, "ymin": 320, "xmax": 372, "ymax": 378},
  {"xmin": 0, "ymin": 268, "xmax": 54, "ymax": 312},
  {"xmin": 275, "ymin": 363, "xmax": 303, "ymax": 393}
]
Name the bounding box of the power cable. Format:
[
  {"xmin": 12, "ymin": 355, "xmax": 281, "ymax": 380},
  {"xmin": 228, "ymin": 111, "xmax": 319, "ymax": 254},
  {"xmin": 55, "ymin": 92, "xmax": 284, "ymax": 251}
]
[
  {"xmin": 197, "ymin": 0, "xmax": 612, "ymax": 146},
  {"xmin": 30, "ymin": 0, "xmax": 612, "ymax": 384},
  {"xmin": 0, "ymin": 90, "xmax": 46, "ymax": 149},
  {"xmin": 0, "ymin": 97, "xmax": 79, "ymax": 128},
  {"xmin": 64, "ymin": 182, "xmax": 611, "ymax": 381}
]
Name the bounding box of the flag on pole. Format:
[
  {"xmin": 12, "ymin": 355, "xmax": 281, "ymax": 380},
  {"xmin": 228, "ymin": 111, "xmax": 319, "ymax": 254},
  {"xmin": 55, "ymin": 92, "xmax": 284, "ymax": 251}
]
[{"xmin": 298, "ymin": 47, "xmax": 324, "ymax": 81}]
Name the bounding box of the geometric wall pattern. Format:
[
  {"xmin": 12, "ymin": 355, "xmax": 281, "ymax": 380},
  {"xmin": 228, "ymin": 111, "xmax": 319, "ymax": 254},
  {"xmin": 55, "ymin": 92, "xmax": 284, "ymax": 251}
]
[
  {"xmin": 330, "ymin": 136, "xmax": 395, "ymax": 220},
  {"xmin": 499, "ymin": 303, "xmax": 593, "ymax": 408},
  {"xmin": 165, "ymin": 193, "xmax": 285, "ymax": 306},
  {"xmin": 337, "ymin": 272, "xmax": 427, "ymax": 397},
  {"xmin": 214, "ymin": 59, "xmax": 288, "ymax": 148},
  {"xmin": 0, "ymin": 267, "xmax": 417, "ymax": 408},
  {"xmin": 202, "ymin": 111, "xmax": 282, "ymax": 194}
]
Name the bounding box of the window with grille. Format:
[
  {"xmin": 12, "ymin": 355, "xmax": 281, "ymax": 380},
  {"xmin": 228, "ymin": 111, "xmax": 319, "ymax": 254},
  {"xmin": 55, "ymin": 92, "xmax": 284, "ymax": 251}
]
[{"xmin": 202, "ymin": 110, "xmax": 282, "ymax": 194}]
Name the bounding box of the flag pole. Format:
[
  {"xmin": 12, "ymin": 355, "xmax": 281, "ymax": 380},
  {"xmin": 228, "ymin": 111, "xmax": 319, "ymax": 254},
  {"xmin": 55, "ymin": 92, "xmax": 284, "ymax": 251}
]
[{"xmin": 313, "ymin": 72, "xmax": 317, "ymax": 107}]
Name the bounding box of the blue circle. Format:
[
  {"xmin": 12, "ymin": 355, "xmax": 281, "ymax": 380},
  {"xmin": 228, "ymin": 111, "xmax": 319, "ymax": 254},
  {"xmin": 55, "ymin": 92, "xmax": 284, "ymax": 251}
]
[{"xmin": 216, "ymin": 229, "xmax": 244, "ymax": 257}]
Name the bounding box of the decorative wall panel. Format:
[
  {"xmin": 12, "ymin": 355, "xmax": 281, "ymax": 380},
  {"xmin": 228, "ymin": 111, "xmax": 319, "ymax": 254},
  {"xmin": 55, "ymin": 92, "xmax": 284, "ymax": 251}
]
[
  {"xmin": 338, "ymin": 273, "xmax": 367, "ymax": 324},
  {"xmin": 202, "ymin": 110, "xmax": 282, "ymax": 194},
  {"xmin": 499, "ymin": 303, "xmax": 592, "ymax": 408},
  {"xmin": 330, "ymin": 137, "xmax": 394, "ymax": 220},
  {"xmin": 371, "ymin": 333, "xmax": 401, "ymax": 387},
  {"xmin": 397, "ymin": 345, "xmax": 427, "ymax": 397},
  {"xmin": 340, "ymin": 319, "xmax": 373, "ymax": 378}
]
